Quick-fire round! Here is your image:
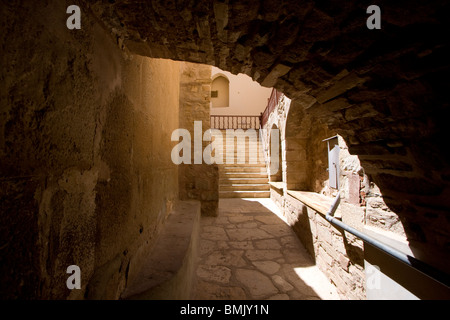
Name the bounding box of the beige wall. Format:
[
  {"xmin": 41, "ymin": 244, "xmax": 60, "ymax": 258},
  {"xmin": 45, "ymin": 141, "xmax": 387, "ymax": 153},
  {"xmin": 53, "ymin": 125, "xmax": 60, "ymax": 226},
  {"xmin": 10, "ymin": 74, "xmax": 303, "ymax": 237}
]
[{"xmin": 210, "ymin": 67, "xmax": 272, "ymax": 116}]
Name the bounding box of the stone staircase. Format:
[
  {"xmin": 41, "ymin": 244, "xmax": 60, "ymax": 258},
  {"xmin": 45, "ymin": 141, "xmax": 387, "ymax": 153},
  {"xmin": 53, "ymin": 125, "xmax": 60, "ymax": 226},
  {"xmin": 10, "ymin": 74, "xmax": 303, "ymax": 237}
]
[{"xmin": 211, "ymin": 129, "xmax": 270, "ymax": 198}]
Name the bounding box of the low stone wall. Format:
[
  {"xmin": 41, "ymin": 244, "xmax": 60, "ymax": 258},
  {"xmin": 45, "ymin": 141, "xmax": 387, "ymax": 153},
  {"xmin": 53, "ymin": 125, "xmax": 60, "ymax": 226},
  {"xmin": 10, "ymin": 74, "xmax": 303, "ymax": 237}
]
[
  {"xmin": 283, "ymin": 192, "xmax": 366, "ymax": 300},
  {"xmin": 121, "ymin": 200, "xmax": 201, "ymax": 300}
]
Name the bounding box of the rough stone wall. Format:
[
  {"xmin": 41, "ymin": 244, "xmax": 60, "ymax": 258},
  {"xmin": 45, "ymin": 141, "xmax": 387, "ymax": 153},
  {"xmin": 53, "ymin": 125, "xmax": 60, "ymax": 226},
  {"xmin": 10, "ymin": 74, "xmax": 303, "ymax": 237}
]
[
  {"xmin": 262, "ymin": 95, "xmax": 366, "ymax": 298},
  {"xmin": 1, "ymin": 1, "xmax": 181, "ymax": 299},
  {"xmin": 284, "ymin": 196, "xmax": 366, "ymax": 299},
  {"xmin": 262, "ymin": 94, "xmax": 425, "ymax": 299},
  {"xmin": 2, "ymin": 0, "xmax": 450, "ymax": 300},
  {"xmin": 178, "ymin": 62, "xmax": 219, "ymax": 217},
  {"xmin": 263, "ymin": 85, "xmax": 450, "ymax": 298},
  {"xmin": 88, "ymin": 0, "xmax": 450, "ymax": 276}
]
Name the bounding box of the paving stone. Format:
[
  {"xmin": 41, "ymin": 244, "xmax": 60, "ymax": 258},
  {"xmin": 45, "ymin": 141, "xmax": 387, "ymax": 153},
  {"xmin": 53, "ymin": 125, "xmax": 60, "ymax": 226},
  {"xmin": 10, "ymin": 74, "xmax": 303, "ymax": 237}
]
[
  {"xmin": 194, "ymin": 280, "xmax": 247, "ymax": 300},
  {"xmin": 202, "ymin": 226, "xmax": 229, "ymax": 241},
  {"xmin": 229, "ymin": 241, "xmax": 254, "ymax": 250},
  {"xmin": 282, "ymin": 248, "xmax": 313, "ymax": 265},
  {"xmin": 197, "ymin": 265, "xmax": 231, "ymax": 284},
  {"xmin": 280, "ymin": 236, "xmax": 303, "ymax": 248},
  {"xmin": 217, "ymin": 240, "xmax": 230, "ymax": 249},
  {"xmin": 245, "ymin": 249, "xmax": 283, "ymax": 261},
  {"xmin": 214, "ymin": 217, "xmax": 229, "ymax": 224},
  {"xmin": 252, "ymin": 261, "xmax": 281, "ymax": 275},
  {"xmin": 287, "ymin": 289, "xmax": 310, "ymax": 300},
  {"xmin": 203, "ymin": 226, "xmax": 227, "ymax": 234},
  {"xmin": 236, "ymin": 222, "xmax": 259, "ymax": 228},
  {"xmin": 272, "ymin": 275, "xmax": 294, "ymax": 291},
  {"xmin": 226, "ymin": 228, "xmax": 272, "ymax": 241},
  {"xmin": 235, "ymin": 269, "xmax": 278, "ymax": 299},
  {"xmin": 254, "ymin": 239, "xmax": 281, "ymax": 250},
  {"xmin": 255, "ymin": 216, "xmax": 283, "ymax": 225},
  {"xmin": 199, "ymin": 239, "xmax": 216, "ymax": 256},
  {"xmin": 267, "ymin": 293, "xmax": 290, "ymax": 300},
  {"xmin": 228, "ymin": 216, "xmax": 254, "ymax": 224},
  {"xmin": 205, "ymin": 250, "xmax": 247, "ymax": 267},
  {"xmin": 195, "ymin": 198, "xmax": 340, "ymax": 300},
  {"xmin": 260, "ymin": 224, "xmax": 293, "ymax": 237}
]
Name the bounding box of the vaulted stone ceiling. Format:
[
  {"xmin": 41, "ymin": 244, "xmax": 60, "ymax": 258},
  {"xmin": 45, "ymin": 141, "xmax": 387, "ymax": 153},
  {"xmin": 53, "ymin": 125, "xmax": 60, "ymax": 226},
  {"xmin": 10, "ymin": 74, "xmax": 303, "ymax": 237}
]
[
  {"xmin": 86, "ymin": 1, "xmax": 450, "ymax": 267},
  {"xmin": 88, "ymin": 0, "xmax": 449, "ymax": 205}
]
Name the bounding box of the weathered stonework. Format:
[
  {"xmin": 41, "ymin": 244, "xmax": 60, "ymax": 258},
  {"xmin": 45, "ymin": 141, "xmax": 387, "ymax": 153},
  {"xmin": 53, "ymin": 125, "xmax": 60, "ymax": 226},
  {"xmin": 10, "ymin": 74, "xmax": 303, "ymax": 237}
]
[
  {"xmin": 1, "ymin": 0, "xmax": 450, "ymax": 299},
  {"xmin": 85, "ymin": 1, "xmax": 450, "ymax": 279},
  {"xmin": 261, "ymin": 93, "xmax": 434, "ymax": 299},
  {"xmin": 178, "ymin": 62, "xmax": 219, "ymax": 217}
]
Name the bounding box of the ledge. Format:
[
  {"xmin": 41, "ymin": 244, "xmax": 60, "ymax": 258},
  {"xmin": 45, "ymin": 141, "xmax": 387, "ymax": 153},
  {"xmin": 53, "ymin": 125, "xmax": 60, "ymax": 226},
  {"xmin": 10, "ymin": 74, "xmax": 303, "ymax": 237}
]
[
  {"xmin": 286, "ymin": 190, "xmax": 333, "ymax": 216},
  {"xmin": 269, "ymin": 181, "xmax": 284, "ymax": 190},
  {"xmin": 121, "ymin": 200, "xmax": 201, "ymax": 300}
]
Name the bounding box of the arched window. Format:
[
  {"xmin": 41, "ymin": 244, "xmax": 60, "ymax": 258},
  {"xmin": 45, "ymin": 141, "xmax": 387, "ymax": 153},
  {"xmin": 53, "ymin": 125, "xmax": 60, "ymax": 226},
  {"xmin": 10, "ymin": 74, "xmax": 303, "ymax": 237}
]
[{"xmin": 211, "ymin": 75, "xmax": 229, "ymax": 108}]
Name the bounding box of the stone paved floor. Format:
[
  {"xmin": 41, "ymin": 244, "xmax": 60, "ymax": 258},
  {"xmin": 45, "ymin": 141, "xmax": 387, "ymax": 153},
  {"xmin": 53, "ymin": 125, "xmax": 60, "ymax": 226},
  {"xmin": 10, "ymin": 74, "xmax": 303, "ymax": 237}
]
[{"xmin": 193, "ymin": 198, "xmax": 340, "ymax": 300}]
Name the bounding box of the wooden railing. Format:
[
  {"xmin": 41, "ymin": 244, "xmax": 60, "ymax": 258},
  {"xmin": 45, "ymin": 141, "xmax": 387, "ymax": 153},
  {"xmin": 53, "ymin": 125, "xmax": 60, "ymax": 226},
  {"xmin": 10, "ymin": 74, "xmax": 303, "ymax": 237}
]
[
  {"xmin": 210, "ymin": 115, "xmax": 262, "ymax": 130},
  {"xmin": 260, "ymin": 88, "xmax": 283, "ymax": 128}
]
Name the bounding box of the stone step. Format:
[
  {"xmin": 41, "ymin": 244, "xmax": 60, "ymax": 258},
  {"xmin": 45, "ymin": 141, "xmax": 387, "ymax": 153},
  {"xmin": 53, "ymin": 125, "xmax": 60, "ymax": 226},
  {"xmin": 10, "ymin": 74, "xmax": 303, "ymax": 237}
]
[
  {"xmin": 211, "ymin": 132, "xmax": 261, "ymax": 135},
  {"xmin": 218, "ymin": 163, "xmax": 266, "ymax": 168},
  {"xmin": 220, "ymin": 177, "xmax": 269, "ymax": 184},
  {"xmin": 217, "ymin": 155, "xmax": 265, "ymax": 160},
  {"xmin": 215, "ymin": 136, "xmax": 269, "ymax": 198},
  {"xmin": 219, "ymin": 166, "xmax": 266, "ymax": 173},
  {"xmin": 223, "ymin": 151, "xmax": 264, "ymax": 154},
  {"xmin": 219, "ymin": 172, "xmax": 268, "ymax": 178},
  {"xmin": 219, "ymin": 190, "xmax": 270, "ymax": 198},
  {"xmin": 215, "ymin": 160, "xmax": 265, "ymax": 165},
  {"xmin": 213, "ymin": 153, "xmax": 264, "ymax": 158},
  {"xmin": 220, "ymin": 184, "xmax": 270, "ymax": 191},
  {"xmin": 214, "ymin": 144, "xmax": 263, "ymax": 146}
]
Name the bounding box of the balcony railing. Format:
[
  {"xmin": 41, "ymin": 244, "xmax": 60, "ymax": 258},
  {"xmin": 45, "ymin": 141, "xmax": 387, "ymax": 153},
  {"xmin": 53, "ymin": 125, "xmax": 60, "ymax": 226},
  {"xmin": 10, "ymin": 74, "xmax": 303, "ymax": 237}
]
[
  {"xmin": 210, "ymin": 115, "xmax": 262, "ymax": 130},
  {"xmin": 260, "ymin": 88, "xmax": 283, "ymax": 128}
]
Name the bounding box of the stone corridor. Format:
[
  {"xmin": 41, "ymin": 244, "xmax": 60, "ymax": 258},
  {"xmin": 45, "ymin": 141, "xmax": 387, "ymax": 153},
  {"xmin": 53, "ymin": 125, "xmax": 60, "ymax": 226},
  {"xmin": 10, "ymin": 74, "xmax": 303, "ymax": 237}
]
[
  {"xmin": 2, "ymin": 0, "xmax": 450, "ymax": 300},
  {"xmin": 194, "ymin": 198, "xmax": 339, "ymax": 300}
]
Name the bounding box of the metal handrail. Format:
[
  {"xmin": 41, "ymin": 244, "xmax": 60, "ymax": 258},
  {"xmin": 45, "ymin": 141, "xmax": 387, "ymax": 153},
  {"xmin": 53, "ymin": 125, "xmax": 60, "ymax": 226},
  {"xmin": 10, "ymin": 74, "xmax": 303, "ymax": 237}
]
[
  {"xmin": 325, "ymin": 193, "xmax": 450, "ymax": 289},
  {"xmin": 260, "ymin": 88, "xmax": 283, "ymax": 128}
]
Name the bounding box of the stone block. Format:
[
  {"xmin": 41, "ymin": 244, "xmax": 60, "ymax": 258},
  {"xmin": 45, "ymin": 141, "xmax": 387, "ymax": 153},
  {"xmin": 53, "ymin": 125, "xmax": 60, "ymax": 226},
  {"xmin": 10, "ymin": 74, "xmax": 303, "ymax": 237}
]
[
  {"xmin": 316, "ymin": 222, "xmax": 333, "ymax": 246},
  {"xmin": 344, "ymin": 103, "xmax": 379, "ymax": 122},
  {"xmin": 261, "ymin": 63, "xmax": 292, "ymax": 87},
  {"xmin": 316, "ymin": 73, "xmax": 366, "ymax": 104},
  {"xmin": 348, "ymin": 173, "xmax": 360, "ymax": 205}
]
